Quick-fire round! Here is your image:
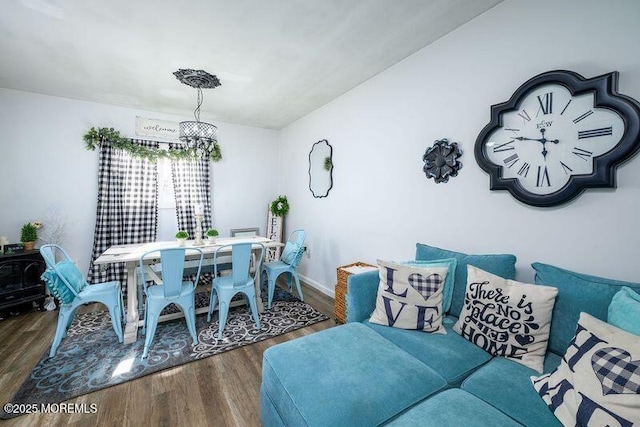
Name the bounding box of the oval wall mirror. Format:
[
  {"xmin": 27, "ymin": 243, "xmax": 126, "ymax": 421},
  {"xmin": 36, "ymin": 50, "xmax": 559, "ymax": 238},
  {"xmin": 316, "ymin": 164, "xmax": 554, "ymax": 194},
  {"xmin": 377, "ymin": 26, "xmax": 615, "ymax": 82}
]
[{"xmin": 308, "ymin": 139, "xmax": 333, "ymax": 198}]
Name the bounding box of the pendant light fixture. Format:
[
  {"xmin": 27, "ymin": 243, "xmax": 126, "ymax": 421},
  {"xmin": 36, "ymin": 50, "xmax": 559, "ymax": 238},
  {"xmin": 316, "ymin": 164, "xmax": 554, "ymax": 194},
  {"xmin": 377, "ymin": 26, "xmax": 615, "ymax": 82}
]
[{"xmin": 173, "ymin": 69, "xmax": 221, "ymax": 157}]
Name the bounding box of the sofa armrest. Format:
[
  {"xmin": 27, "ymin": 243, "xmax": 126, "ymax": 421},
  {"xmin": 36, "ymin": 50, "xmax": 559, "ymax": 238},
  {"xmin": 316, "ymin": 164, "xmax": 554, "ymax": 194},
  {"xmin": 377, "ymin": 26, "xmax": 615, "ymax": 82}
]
[{"xmin": 345, "ymin": 270, "xmax": 379, "ymax": 323}]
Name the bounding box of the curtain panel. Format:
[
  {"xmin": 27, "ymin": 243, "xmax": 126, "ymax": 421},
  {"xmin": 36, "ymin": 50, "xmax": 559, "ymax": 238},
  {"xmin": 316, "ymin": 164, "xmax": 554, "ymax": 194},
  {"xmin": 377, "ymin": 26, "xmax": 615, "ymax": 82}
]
[
  {"xmin": 170, "ymin": 148, "xmax": 212, "ymax": 239},
  {"xmin": 87, "ymin": 140, "xmax": 159, "ymax": 288}
]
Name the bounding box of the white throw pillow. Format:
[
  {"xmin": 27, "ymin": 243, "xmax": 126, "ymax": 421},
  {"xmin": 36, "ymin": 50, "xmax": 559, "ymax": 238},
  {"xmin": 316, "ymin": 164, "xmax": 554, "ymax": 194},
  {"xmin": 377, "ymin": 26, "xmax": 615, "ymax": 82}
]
[
  {"xmin": 369, "ymin": 260, "xmax": 447, "ymax": 333},
  {"xmin": 453, "ymin": 265, "xmax": 558, "ymax": 372},
  {"xmin": 532, "ymin": 313, "xmax": 640, "ymax": 426}
]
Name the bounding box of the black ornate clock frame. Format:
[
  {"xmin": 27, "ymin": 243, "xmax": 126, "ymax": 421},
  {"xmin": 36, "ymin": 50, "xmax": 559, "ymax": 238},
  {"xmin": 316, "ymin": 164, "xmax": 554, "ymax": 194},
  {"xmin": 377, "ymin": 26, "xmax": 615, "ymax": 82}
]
[{"xmin": 474, "ymin": 70, "xmax": 640, "ymax": 207}]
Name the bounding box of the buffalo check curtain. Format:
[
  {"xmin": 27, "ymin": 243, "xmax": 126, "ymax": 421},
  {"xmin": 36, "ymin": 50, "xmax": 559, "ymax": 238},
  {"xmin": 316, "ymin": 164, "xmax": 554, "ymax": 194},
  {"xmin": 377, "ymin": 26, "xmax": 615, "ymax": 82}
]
[
  {"xmin": 87, "ymin": 140, "xmax": 159, "ymax": 288},
  {"xmin": 170, "ymin": 146, "xmax": 212, "ymax": 239}
]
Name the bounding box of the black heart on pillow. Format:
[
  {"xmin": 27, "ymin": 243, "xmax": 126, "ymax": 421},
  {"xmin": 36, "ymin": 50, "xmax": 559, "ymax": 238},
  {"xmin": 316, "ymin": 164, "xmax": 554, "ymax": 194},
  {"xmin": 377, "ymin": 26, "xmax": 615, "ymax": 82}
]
[
  {"xmin": 408, "ymin": 273, "xmax": 443, "ymax": 301},
  {"xmin": 592, "ymin": 347, "xmax": 640, "ymax": 395},
  {"xmin": 515, "ymin": 334, "xmax": 534, "ymax": 346}
]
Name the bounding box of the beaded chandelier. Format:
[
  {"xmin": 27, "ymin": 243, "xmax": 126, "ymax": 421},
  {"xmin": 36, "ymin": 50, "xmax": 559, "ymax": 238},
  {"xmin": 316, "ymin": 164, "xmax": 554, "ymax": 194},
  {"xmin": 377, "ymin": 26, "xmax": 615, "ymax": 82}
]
[{"xmin": 173, "ymin": 69, "xmax": 221, "ymax": 156}]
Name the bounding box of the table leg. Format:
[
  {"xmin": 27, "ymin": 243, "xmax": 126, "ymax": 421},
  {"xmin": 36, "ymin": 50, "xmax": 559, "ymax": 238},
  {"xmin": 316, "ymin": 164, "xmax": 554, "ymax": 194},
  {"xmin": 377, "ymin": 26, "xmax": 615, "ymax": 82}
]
[{"xmin": 123, "ymin": 261, "xmax": 139, "ymax": 344}]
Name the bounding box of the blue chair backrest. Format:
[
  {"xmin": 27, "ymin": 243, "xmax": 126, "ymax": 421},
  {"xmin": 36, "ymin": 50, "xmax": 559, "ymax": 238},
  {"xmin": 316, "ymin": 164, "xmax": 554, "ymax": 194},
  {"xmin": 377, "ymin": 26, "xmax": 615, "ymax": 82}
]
[
  {"xmin": 292, "ymin": 229, "xmax": 306, "ymax": 247},
  {"xmin": 40, "ymin": 244, "xmax": 70, "ymax": 268},
  {"xmin": 215, "ymin": 243, "xmax": 264, "ymax": 287},
  {"xmin": 40, "ymin": 244, "xmax": 88, "ymax": 303},
  {"xmin": 281, "ymin": 229, "xmax": 306, "ymax": 268},
  {"xmin": 140, "ymin": 248, "xmax": 204, "ymax": 297}
]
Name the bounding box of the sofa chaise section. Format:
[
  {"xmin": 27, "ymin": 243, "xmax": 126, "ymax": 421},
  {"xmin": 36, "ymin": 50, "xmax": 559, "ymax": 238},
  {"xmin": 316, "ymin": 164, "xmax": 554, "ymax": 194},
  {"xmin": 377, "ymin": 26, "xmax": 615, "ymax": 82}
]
[{"xmin": 261, "ymin": 323, "xmax": 448, "ymax": 426}]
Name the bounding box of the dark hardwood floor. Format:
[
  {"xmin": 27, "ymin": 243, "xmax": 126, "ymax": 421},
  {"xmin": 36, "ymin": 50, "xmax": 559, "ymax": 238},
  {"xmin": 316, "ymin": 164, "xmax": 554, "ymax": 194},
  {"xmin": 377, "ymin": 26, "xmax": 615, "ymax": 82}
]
[{"xmin": 0, "ymin": 282, "xmax": 336, "ymax": 426}]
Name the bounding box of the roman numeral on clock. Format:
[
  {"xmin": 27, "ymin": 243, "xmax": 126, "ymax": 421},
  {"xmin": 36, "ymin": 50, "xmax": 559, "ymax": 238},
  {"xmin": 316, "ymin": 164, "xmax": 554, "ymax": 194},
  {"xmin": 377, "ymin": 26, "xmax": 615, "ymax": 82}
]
[
  {"xmin": 493, "ymin": 140, "xmax": 515, "ymax": 152},
  {"xmin": 572, "ymin": 110, "xmax": 593, "ymax": 123},
  {"xmin": 560, "ymin": 99, "xmax": 572, "ymax": 115},
  {"xmin": 517, "ymin": 162, "xmax": 530, "ymax": 177},
  {"xmin": 537, "ymin": 92, "xmax": 553, "ymax": 115},
  {"xmin": 578, "ymin": 126, "xmax": 612, "ymax": 139},
  {"xmin": 503, "ymin": 153, "xmax": 519, "ymax": 168},
  {"xmin": 536, "ymin": 166, "xmax": 551, "ymax": 187},
  {"xmin": 573, "ymin": 147, "xmax": 593, "ymax": 161},
  {"xmin": 517, "ymin": 109, "xmax": 531, "ymax": 123},
  {"xmin": 560, "ymin": 161, "xmax": 573, "ymax": 174}
]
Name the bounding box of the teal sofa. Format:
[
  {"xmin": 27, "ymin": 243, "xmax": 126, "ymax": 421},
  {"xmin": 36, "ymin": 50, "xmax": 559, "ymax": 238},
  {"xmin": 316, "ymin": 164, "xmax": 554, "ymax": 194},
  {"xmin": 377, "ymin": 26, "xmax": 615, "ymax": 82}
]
[{"xmin": 260, "ymin": 244, "xmax": 640, "ymax": 426}]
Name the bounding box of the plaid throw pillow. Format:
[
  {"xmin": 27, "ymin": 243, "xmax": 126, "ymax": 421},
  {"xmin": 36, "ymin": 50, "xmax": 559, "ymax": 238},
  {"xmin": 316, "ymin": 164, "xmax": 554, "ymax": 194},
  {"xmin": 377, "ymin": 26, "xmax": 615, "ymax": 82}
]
[{"xmin": 532, "ymin": 313, "xmax": 640, "ymax": 426}]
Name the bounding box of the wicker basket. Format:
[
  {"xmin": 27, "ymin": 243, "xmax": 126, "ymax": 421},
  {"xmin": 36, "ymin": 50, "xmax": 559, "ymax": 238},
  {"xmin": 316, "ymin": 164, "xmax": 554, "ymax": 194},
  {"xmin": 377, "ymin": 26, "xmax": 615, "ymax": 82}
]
[{"xmin": 334, "ymin": 262, "xmax": 376, "ymax": 324}]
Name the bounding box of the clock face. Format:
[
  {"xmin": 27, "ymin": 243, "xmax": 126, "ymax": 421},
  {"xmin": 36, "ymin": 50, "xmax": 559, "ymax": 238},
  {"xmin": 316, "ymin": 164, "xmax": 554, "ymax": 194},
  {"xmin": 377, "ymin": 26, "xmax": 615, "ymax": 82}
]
[
  {"xmin": 482, "ymin": 84, "xmax": 624, "ymax": 195},
  {"xmin": 475, "ymin": 70, "xmax": 640, "ymax": 207}
]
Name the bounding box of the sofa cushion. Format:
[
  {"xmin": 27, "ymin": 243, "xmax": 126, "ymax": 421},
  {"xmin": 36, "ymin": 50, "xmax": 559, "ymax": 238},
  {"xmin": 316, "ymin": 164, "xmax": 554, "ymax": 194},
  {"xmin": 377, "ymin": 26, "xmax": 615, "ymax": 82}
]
[
  {"xmin": 261, "ymin": 323, "xmax": 448, "ymax": 427},
  {"xmin": 365, "ymin": 316, "xmax": 492, "ymax": 387},
  {"xmin": 401, "ymin": 258, "xmax": 457, "ymax": 313},
  {"xmin": 369, "ymin": 260, "xmax": 447, "ymax": 333},
  {"xmin": 415, "ymin": 243, "xmax": 517, "ymax": 318},
  {"xmin": 532, "ymin": 313, "xmax": 640, "ymax": 427},
  {"xmin": 532, "ymin": 262, "xmax": 640, "ymax": 356},
  {"xmin": 608, "ymin": 286, "xmax": 640, "ymax": 336},
  {"xmin": 453, "ymin": 266, "xmax": 558, "ymax": 373},
  {"xmin": 383, "ymin": 389, "xmax": 523, "ymax": 427},
  {"xmin": 462, "ymin": 355, "xmax": 563, "ymax": 426}
]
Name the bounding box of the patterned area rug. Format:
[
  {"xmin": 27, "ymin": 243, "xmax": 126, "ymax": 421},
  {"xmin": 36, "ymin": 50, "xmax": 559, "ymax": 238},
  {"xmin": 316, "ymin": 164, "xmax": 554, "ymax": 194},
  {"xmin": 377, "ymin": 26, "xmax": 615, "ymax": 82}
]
[{"xmin": 1, "ymin": 289, "xmax": 328, "ymax": 419}]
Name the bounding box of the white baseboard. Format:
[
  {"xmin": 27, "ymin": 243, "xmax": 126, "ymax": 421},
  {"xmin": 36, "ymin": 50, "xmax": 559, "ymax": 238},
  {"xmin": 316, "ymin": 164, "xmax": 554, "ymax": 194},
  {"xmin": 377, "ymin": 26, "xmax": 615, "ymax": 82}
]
[{"xmin": 299, "ymin": 273, "xmax": 335, "ymax": 299}]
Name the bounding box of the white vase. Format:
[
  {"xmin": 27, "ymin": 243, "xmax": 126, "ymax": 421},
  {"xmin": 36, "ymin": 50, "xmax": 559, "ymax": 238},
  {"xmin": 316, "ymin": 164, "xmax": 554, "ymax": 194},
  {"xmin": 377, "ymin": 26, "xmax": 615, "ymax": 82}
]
[{"xmin": 177, "ymin": 238, "xmax": 186, "ymax": 246}]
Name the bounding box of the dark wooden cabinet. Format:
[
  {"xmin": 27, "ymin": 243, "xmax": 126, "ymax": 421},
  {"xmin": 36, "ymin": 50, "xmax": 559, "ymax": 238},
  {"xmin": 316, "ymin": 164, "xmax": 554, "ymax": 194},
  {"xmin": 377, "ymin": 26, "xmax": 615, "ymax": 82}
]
[{"xmin": 0, "ymin": 250, "xmax": 46, "ymax": 311}]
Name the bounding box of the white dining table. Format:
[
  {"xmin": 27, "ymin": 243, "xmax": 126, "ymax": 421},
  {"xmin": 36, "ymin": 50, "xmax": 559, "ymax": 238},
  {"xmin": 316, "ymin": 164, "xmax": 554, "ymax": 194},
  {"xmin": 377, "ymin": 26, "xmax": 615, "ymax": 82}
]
[{"xmin": 93, "ymin": 236, "xmax": 281, "ymax": 344}]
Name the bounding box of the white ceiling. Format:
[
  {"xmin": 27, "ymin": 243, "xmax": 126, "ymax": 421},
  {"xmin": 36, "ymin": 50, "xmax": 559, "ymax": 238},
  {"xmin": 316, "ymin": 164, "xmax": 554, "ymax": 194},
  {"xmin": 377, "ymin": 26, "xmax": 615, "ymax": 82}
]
[{"xmin": 0, "ymin": 0, "xmax": 503, "ymax": 129}]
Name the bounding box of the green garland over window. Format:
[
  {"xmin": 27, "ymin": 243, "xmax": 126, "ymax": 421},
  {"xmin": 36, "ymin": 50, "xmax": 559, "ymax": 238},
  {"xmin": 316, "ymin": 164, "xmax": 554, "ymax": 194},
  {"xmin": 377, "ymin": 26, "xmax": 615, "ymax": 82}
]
[
  {"xmin": 83, "ymin": 127, "xmax": 222, "ymax": 161},
  {"xmin": 270, "ymin": 195, "xmax": 290, "ymax": 217}
]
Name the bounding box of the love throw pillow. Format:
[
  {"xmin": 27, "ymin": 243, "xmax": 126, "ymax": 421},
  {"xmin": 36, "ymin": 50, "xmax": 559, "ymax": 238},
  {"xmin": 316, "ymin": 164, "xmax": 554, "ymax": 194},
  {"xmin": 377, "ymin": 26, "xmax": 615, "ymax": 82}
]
[
  {"xmin": 532, "ymin": 313, "xmax": 640, "ymax": 426},
  {"xmin": 369, "ymin": 260, "xmax": 447, "ymax": 333},
  {"xmin": 453, "ymin": 265, "xmax": 558, "ymax": 372}
]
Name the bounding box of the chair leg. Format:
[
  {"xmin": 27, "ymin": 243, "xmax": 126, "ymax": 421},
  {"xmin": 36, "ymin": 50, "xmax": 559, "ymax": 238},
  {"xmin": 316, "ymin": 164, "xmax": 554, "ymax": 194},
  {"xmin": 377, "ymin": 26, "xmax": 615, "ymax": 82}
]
[
  {"xmin": 181, "ymin": 301, "xmax": 198, "ymax": 345},
  {"xmin": 62, "ymin": 306, "xmax": 79, "ymax": 338},
  {"xmin": 267, "ymin": 275, "xmax": 280, "ymax": 310},
  {"xmin": 142, "ymin": 296, "xmax": 148, "ymax": 335},
  {"xmin": 108, "ymin": 303, "xmax": 124, "ymax": 343},
  {"xmin": 245, "ymin": 290, "xmax": 261, "ymax": 330},
  {"xmin": 287, "ymin": 273, "xmax": 293, "ymax": 291},
  {"xmin": 217, "ymin": 299, "xmax": 229, "ymax": 340},
  {"xmin": 207, "ymin": 289, "xmax": 218, "ymax": 323},
  {"xmin": 292, "ymin": 272, "xmax": 304, "ymax": 302},
  {"xmin": 119, "ymin": 289, "xmax": 126, "ymax": 321},
  {"xmin": 142, "ymin": 306, "xmax": 161, "ymax": 359},
  {"xmin": 261, "ymin": 268, "xmax": 268, "ymax": 293},
  {"xmin": 49, "ymin": 307, "xmax": 75, "ymax": 357}
]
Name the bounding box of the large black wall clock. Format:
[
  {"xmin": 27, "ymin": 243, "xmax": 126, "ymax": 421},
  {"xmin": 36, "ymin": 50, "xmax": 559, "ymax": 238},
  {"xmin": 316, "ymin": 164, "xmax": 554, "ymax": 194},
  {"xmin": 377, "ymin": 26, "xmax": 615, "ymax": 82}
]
[{"xmin": 475, "ymin": 70, "xmax": 640, "ymax": 207}]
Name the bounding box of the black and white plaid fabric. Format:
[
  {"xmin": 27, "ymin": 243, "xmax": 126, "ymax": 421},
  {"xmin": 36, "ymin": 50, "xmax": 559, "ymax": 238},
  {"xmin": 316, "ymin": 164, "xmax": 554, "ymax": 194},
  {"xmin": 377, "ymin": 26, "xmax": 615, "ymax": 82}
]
[
  {"xmin": 87, "ymin": 140, "xmax": 158, "ymax": 291},
  {"xmin": 408, "ymin": 273, "xmax": 443, "ymax": 300},
  {"xmin": 170, "ymin": 151, "xmax": 211, "ymax": 238},
  {"xmin": 592, "ymin": 347, "xmax": 640, "ymax": 395}
]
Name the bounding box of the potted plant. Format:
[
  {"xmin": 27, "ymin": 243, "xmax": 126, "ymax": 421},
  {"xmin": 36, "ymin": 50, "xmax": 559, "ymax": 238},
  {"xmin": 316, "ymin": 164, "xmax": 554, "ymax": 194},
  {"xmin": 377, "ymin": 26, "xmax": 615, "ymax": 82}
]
[
  {"xmin": 175, "ymin": 230, "xmax": 189, "ymax": 246},
  {"xmin": 20, "ymin": 223, "xmax": 38, "ymax": 251},
  {"xmin": 205, "ymin": 228, "xmax": 219, "ymax": 244}
]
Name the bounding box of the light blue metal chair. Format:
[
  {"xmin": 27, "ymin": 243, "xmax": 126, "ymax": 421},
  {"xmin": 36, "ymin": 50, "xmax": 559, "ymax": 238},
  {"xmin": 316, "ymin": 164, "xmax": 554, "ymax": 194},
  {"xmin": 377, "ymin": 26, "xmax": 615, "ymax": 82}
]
[
  {"xmin": 139, "ymin": 247, "xmax": 204, "ymax": 359},
  {"xmin": 262, "ymin": 229, "xmax": 306, "ymax": 309},
  {"xmin": 207, "ymin": 243, "xmax": 265, "ymax": 339},
  {"xmin": 40, "ymin": 244, "xmax": 124, "ymax": 358}
]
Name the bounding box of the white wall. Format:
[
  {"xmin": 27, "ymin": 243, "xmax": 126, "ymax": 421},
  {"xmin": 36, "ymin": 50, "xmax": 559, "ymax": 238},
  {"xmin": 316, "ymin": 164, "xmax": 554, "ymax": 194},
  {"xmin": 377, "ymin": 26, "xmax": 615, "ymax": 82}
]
[
  {"xmin": 0, "ymin": 88, "xmax": 279, "ymax": 273},
  {"xmin": 279, "ymin": 0, "xmax": 640, "ymax": 295}
]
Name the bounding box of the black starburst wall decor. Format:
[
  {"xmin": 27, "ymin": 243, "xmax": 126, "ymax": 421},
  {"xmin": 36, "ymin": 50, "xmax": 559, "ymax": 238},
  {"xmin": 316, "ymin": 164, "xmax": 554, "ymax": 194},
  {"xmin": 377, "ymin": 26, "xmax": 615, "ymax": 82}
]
[{"xmin": 422, "ymin": 138, "xmax": 463, "ymax": 183}]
